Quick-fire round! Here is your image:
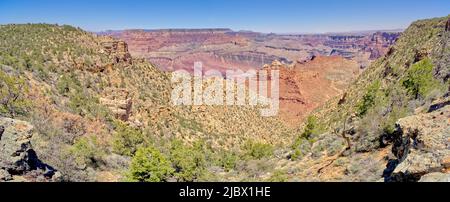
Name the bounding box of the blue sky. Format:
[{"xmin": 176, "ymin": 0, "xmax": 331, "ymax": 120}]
[{"xmin": 0, "ymin": 0, "xmax": 449, "ymax": 33}]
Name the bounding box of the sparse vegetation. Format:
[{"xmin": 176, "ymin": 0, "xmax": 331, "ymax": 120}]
[{"xmin": 0, "ymin": 70, "xmax": 30, "ymax": 117}]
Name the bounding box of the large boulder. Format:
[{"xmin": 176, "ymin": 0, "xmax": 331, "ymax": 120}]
[
  {"xmin": 0, "ymin": 117, "xmax": 59, "ymax": 181},
  {"xmin": 384, "ymin": 103, "xmax": 450, "ymax": 182}
]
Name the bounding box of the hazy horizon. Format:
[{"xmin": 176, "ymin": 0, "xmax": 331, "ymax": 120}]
[
  {"xmin": 0, "ymin": 0, "xmax": 449, "ymax": 33},
  {"xmin": 95, "ymin": 27, "xmax": 406, "ymax": 34}
]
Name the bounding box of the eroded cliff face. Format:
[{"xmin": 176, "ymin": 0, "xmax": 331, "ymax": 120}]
[
  {"xmin": 102, "ymin": 29, "xmax": 400, "ymax": 73},
  {"xmin": 326, "ymin": 32, "xmax": 398, "ymax": 60},
  {"xmin": 107, "ymin": 29, "xmax": 248, "ymax": 51}
]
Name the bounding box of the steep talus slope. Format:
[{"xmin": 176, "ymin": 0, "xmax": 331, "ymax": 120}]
[
  {"xmin": 284, "ymin": 15, "xmax": 449, "ymax": 181},
  {"xmin": 0, "ymin": 24, "xmax": 293, "ymax": 182}
]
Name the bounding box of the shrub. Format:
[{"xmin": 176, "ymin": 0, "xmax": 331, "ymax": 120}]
[
  {"xmin": 56, "ymin": 73, "xmax": 79, "ymax": 96},
  {"xmin": 290, "ymin": 138, "xmax": 311, "ymax": 160},
  {"xmin": 242, "ymin": 140, "xmax": 274, "ymax": 160},
  {"xmin": 217, "ymin": 151, "xmax": 239, "ymax": 171},
  {"xmin": 112, "ymin": 121, "xmax": 146, "ymax": 156},
  {"xmin": 357, "ymin": 80, "xmax": 381, "ymax": 116},
  {"xmin": 127, "ymin": 147, "xmax": 174, "ymax": 182},
  {"xmin": 402, "ymin": 58, "xmax": 443, "ymax": 99},
  {"xmin": 169, "ymin": 140, "xmax": 207, "ymax": 182},
  {"xmin": 33, "ymin": 63, "xmax": 50, "ymax": 80},
  {"xmin": 291, "ymin": 148, "xmax": 304, "ymax": 160},
  {"xmin": 300, "ymin": 116, "xmax": 322, "ymax": 140},
  {"xmin": 236, "ymin": 159, "xmax": 274, "ymax": 180},
  {"xmin": 268, "ymin": 170, "xmax": 288, "ymax": 182},
  {"xmin": 0, "ymin": 70, "xmax": 31, "ymax": 117},
  {"xmin": 381, "ymin": 104, "xmax": 408, "ymax": 135},
  {"xmin": 69, "ymin": 136, "xmax": 104, "ymax": 168},
  {"xmin": 291, "ymin": 116, "xmax": 322, "ymax": 159}
]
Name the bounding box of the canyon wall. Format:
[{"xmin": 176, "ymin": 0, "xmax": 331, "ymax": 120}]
[{"xmin": 102, "ymin": 29, "xmax": 400, "ymax": 72}]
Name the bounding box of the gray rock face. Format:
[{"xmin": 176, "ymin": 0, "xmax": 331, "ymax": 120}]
[
  {"xmin": 384, "ymin": 104, "xmax": 450, "ymax": 182},
  {"xmin": 0, "ymin": 168, "xmax": 12, "ymax": 181},
  {"xmin": 0, "ymin": 117, "xmax": 35, "ymax": 173},
  {"xmin": 418, "ymin": 172, "xmax": 450, "ymax": 182},
  {"xmin": 0, "ymin": 117, "xmax": 59, "ymax": 181}
]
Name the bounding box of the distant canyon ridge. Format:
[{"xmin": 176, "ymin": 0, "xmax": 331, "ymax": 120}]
[
  {"xmin": 100, "ymin": 28, "xmax": 400, "ymax": 73},
  {"xmin": 100, "ymin": 29, "xmax": 401, "ymax": 125}
]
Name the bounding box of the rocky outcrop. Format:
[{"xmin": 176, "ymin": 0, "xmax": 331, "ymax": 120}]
[
  {"xmin": 383, "ymin": 103, "xmax": 450, "ymax": 182},
  {"xmin": 0, "ymin": 117, "xmax": 60, "ymax": 182},
  {"xmin": 101, "ymin": 40, "xmax": 132, "ymax": 64},
  {"xmin": 418, "ymin": 172, "xmax": 450, "ymax": 182},
  {"xmin": 100, "ymin": 88, "xmax": 133, "ymax": 121}
]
